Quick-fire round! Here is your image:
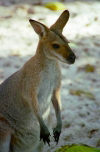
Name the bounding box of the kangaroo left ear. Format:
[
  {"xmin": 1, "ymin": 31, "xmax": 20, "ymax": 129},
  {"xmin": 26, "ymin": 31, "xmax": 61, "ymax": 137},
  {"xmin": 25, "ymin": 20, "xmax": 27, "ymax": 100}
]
[
  {"xmin": 50, "ymin": 10, "xmax": 70, "ymax": 33},
  {"xmin": 29, "ymin": 19, "xmax": 49, "ymax": 37}
]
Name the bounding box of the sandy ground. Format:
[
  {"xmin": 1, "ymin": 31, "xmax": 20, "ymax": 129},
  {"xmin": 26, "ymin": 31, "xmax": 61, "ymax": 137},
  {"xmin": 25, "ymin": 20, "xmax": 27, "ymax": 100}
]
[{"xmin": 0, "ymin": 1, "xmax": 100, "ymax": 151}]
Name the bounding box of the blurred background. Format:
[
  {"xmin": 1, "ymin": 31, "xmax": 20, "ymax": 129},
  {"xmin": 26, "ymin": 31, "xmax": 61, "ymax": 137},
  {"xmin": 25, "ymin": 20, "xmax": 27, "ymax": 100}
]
[{"xmin": 0, "ymin": 0, "xmax": 100, "ymax": 151}]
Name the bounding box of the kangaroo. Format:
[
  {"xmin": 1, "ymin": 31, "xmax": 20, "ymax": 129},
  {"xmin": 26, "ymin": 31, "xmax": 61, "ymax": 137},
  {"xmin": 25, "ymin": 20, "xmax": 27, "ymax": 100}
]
[{"xmin": 0, "ymin": 10, "xmax": 76, "ymax": 152}]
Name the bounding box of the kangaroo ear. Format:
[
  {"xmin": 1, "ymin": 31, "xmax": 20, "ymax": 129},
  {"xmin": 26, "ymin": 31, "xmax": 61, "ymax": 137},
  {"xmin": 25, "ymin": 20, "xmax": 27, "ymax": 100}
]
[
  {"xmin": 50, "ymin": 10, "xmax": 69, "ymax": 33},
  {"xmin": 29, "ymin": 19, "xmax": 48, "ymax": 37}
]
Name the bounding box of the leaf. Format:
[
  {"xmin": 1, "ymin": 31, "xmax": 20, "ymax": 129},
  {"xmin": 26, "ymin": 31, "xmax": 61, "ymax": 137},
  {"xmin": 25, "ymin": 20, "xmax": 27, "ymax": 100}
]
[
  {"xmin": 55, "ymin": 144, "xmax": 100, "ymax": 152},
  {"xmin": 70, "ymin": 89, "xmax": 95, "ymax": 100},
  {"xmin": 78, "ymin": 64, "xmax": 95, "ymax": 73},
  {"xmin": 84, "ymin": 64, "xmax": 95, "ymax": 73},
  {"xmin": 44, "ymin": 2, "xmax": 66, "ymax": 11}
]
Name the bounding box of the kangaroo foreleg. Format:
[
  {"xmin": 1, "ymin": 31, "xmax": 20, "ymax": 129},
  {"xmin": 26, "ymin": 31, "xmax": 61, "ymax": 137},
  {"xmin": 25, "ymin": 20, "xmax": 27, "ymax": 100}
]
[{"xmin": 52, "ymin": 88, "xmax": 62, "ymax": 144}]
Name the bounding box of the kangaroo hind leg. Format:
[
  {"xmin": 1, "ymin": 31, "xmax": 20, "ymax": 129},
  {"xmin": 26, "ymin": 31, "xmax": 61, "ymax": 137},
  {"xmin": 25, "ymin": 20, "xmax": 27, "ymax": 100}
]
[{"xmin": 0, "ymin": 116, "xmax": 12, "ymax": 152}]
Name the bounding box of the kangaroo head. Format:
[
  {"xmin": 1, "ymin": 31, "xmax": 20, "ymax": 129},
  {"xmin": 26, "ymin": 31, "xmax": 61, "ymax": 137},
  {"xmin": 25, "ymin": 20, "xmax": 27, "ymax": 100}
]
[{"xmin": 29, "ymin": 10, "xmax": 76, "ymax": 64}]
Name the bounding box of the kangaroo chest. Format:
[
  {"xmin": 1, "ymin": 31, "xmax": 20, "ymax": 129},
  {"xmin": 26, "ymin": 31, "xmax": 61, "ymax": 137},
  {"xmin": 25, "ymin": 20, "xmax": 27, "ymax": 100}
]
[{"xmin": 37, "ymin": 62, "xmax": 59, "ymax": 115}]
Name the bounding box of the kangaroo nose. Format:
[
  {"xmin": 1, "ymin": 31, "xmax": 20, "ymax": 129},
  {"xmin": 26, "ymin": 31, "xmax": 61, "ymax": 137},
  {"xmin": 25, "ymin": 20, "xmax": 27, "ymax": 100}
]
[{"xmin": 68, "ymin": 53, "xmax": 76, "ymax": 64}]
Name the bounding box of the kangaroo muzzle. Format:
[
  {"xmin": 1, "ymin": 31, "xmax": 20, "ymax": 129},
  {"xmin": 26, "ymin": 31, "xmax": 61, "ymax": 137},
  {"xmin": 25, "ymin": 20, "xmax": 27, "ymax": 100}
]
[{"xmin": 67, "ymin": 52, "xmax": 76, "ymax": 64}]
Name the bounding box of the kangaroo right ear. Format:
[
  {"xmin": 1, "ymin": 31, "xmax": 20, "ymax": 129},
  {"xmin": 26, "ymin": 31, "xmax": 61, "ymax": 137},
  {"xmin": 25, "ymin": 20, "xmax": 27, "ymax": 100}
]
[
  {"xmin": 29, "ymin": 19, "xmax": 48, "ymax": 37},
  {"xmin": 50, "ymin": 10, "xmax": 70, "ymax": 33}
]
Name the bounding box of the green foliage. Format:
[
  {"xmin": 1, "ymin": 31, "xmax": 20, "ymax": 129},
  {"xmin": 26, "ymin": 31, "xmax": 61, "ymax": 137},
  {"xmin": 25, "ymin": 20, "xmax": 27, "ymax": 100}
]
[{"xmin": 55, "ymin": 144, "xmax": 100, "ymax": 152}]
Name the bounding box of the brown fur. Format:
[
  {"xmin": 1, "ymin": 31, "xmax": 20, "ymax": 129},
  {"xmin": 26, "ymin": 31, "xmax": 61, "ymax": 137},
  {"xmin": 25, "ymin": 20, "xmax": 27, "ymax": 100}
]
[{"xmin": 0, "ymin": 10, "xmax": 76, "ymax": 152}]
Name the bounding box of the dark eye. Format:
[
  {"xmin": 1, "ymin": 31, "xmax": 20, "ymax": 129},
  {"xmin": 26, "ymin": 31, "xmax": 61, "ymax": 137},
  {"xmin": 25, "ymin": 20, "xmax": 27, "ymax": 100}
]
[{"xmin": 52, "ymin": 43, "xmax": 60, "ymax": 49}]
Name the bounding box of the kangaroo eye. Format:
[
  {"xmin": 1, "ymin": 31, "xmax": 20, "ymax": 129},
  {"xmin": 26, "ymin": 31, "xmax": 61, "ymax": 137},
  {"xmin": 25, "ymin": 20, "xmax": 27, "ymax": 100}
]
[{"xmin": 52, "ymin": 43, "xmax": 60, "ymax": 49}]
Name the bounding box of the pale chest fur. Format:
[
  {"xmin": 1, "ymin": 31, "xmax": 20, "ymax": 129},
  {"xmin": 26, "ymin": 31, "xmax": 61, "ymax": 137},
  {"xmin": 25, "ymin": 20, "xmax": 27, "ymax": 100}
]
[{"xmin": 37, "ymin": 61, "xmax": 60, "ymax": 117}]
